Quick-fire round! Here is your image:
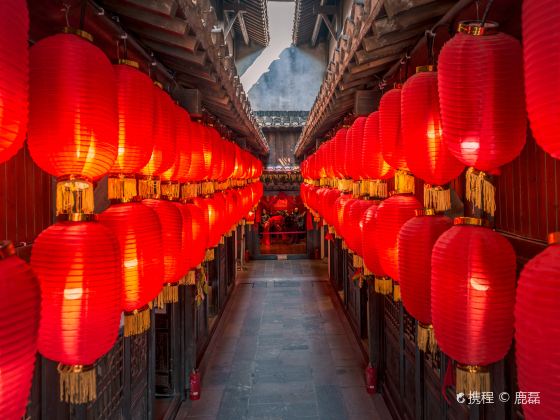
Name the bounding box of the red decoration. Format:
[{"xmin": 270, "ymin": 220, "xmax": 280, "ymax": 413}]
[
  {"xmin": 361, "ymin": 203, "xmax": 385, "ymax": 275},
  {"xmin": 375, "ymin": 194, "xmax": 422, "ymax": 280},
  {"xmin": 363, "ymin": 111, "xmax": 393, "ymax": 180},
  {"xmin": 346, "ymin": 199, "xmax": 374, "ymax": 257},
  {"xmin": 0, "ymin": 0, "xmax": 28, "ymax": 163},
  {"xmin": 398, "ymin": 212, "xmax": 453, "ymax": 351},
  {"xmin": 193, "ymin": 197, "xmax": 221, "ymax": 249},
  {"xmin": 140, "ymin": 84, "xmax": 176, "ymax": 176},
  {"xmin": 0, "ymin": 241, "xmax": 40, "ymax": 418},
  {"xmin": 110, "ymin": 63, "xmax": 154, "ymax": 175},
  {"xmin": 515, "ymin": 233, "xmax": 560, "ymax": 419},
  {"xmin": 379, "ymin": 88, "xmax": 408, "ymax": 171},
  {"xmin": 333, "ymin": 128, "xmax": 349, "ymax": 178},
  {"xmin": 186, "ymin": 121, "xmax": 206, "ymax": 182},
  {"xmin": 161, "ymin": 105, "xmax": 192, "ymax": 183},
  {"xmin": 28, "ymin": 33, "xmax": 118, "ymax": 179},
  {"xmin": 401, "ymin": 70, "xmax": 464, "ymax": 185},
  {"xmin": 184, "ymin": 203, "xmax": 208, "ymax": 269},
  {"xmin": 347, "ymin": 117, "xmax": 366, "ymax": 181},
  {"xmin": 98, "ymin": 203, "xmax": 163, "ymax": 335},
  {"xmin": 32, "ymin": 221, "xmax": 122, "ymax": 402},
  {"xmin": 142, "ymin": 199, "xmax": 184, "ymax": 284},
  {"xmin": 334, "ymin": 193, "xmax": 353, "ymax": 235},
  {"xmin": 523, "ymin": 0, "xmax": 560, "ymax": 159},
  {"xmin": 431, "ymin": 218, "xmax": 516, "ymax": 392},
  {"xmin": 438, "ymin": 23, "xmax": 526, "ymax": 171}
]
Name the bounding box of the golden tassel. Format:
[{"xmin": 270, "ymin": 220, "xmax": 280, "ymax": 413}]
[
  {"xmin": 352, "ymin": 181, "xmax": 361, "ymax": 198},
  {"xmin": 124, "ymin": 306, "xmax": 151, "ymax": 337},
  {"xmin": 465, "ymin": 168, "xmax": 496, "ymax": 216},
  {"xmin": 395, "ymin": 170, "xmax": 415, "ymax": 194},
  {"xmin": 328, "ymin": 226, "xmax": 335, "ymax": 234},
  {"xmin": 417, "ymin": 323, "xmax": 437, "ymax": 353},
  {"xmin": 185, "ymin": 270, "xmax": 196, "ymax": 285},
  {"xmin": 455, "ymin": 364, "xmax": 491, "ymax": 395},
  {"xmin": 363, "ymin": 265, "xmax": 373, "ymax": 276},
  {"xmin": 393, "ymin": 283, "xmax": 401, "ymax": 302},
  {"xmin": 342, "ymin": 241, "xmax": 348, "ymax": 250},
  {"xmin": 423, "ymin": 185, "xmax": 451, "ymax": 212},
  {"xmin": 374, "ymin": 276, "xmax": 393, "ymax": 295},
  {"xmin": 56, "ymin": 179, "xmax": 94, "ymax": 215},
  {"xmin": 220, "ymin": 236, "xmax": 225, "ymax": 245},
  {"xmin": 360, "ymin": 180, "xmax": 370, "ymax": 197},
  {"xmin": 108, "ymin": 175, "xmax": 137, "ymax": 201},
  {"xmin": 138, "ymin": 177, "xmax": 161, "ymax": 199},
  {"xmin": 204, "ymin": 248, "xmax": 215, "ymax": 262},
  {"xmin": 369, "ymin": 180, "xmax": 388, "ymax": 199},
  {"xmin": 352, "ymin": 254, "xmax": 363, "ymax": 268},
  {"xmin": 156, "ymin": 283, "xmax": 179, "ymax": 308},
  {"xmin": 181, "ymin": 183, "xmax": 198, "ymax": 200},
  {"xmin": 58, "ymin": 364, "xmax": 97, "ymax": 404},
  {"xmin": 161, "ymin": 181, "xmax": 180, "ymax": 201}
]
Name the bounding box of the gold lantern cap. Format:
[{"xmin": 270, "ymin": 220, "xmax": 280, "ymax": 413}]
[
  {"xmin": 415, "ymin": 209, "xmax": 436, "ymax": 217},
  {"xmin": 453, "ymin": 216, "xmax": 491, "ymax": 228},
  {"xmin": 457, "ymin": 20, "xmax": 499, "ymax": 36},
  {"xmin": 416, "ymin": 65, "xmax": 435, "ymax": 73},
  {"xmin": 117, "ymin": 59, "xmax": 140, "ymax": 69},
  {"xmin": 63, "ymin": 27, "xmax": 94, "ymax": 42}
]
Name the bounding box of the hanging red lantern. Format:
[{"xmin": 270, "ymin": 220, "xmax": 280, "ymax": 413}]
[
  {"xmin": 140, "ymin": 83, "xmax": 176, "ymax": 177},
  {"xmin": 515, "ymin": 232, "xmax": 560, "ymax": 420},
  {"xmin": 361, "ymin": 202, "xmax": 390, "ymax": 289},
  {"xmin": 362, "ymin": 111, "xmax": 393, "ymax": 199},
  {"xmin": 32, "ymin": 221, "xmax": 122, "ymax": 403},
  {"xmin": 431, "ymin": 217, "xmax": 516, "ymax": 394},
  {"xmin": 379, "ymin": 87, "xmax": 407, "ymax": 171},
  {"xmin": 28, "ymin": 32, "xmax": 118, "ymax": 215},
  {"xmin": 142, "ymin": 199, "xmax": 184, "ymax": 305},
  {"xmin": 375, "ymin": 193, "xmax": 422, "ymax": 299},
  {"xmin": 0, "ymin": 241, "xmax": 40, "ymax": 418},
  {"xmin": 398, "ymin": 210, "xmax": 453, "ymax": 352},
  {"xmin": 193, "ymin": 196, "xmax": 220, "ymax": 259},
  {"xmin": 347, "ymin": 117, "xmax": 366, "ymax": 181},
  {"xmin": 523, "ymin": 0, "xmax": 560, "ymax": 159},
  {"xmin": 401, "ymin": 69, "xmax": 464, "ymax": 211},
  {"xmin": 438, "ymin": 22, "xmax": 525, "ymax": 171},
  {"xmin": 98, "ymin": 203, "xmax": 163, "ymax": 336},
  {"xmin": 184, "ymin": 203, "xmax": 208, "ymax": 271},
  {"xmin": 334, "ymin": 193, "xmax": 353, "ymax": 236},
  {"xmin": 333, "ymin": 128, "xmax": 349, "ymax": 179},
  {"xmin": 346, "ymin": 200, "xmax": 375, "ymax": 269},
  {"xmin": 0, "ymin": 0, "xmax": 29, "ymax": 163},
  {"xmin": 108, "ymin": 62, "xmax": 154, "ymax": 200}
]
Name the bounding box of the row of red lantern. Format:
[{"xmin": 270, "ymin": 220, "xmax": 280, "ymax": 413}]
[
  {"xmin": 302, "ymin": 184, "xmax": 518, "ymax": 395},
  {"xmin": 0, "ymin": 181, "xmax": 262, "ymax": 414}
]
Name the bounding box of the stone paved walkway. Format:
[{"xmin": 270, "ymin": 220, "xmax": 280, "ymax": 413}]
[{"xmin": 177, "ymin": 259, "xmax": 392, "ymax": 420}]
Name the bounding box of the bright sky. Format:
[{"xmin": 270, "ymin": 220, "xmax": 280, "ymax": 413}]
[{"xmin": 240, "ymin": 1, "xmax": 295, "ymax": 92}]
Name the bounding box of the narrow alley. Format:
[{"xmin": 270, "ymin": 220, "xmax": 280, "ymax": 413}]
[{"xmin": 179, "ymin": 260, "xmax": 391, "ymax": 420}]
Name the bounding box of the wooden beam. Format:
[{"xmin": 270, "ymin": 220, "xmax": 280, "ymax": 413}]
[
  {"xmin": 124, "ymin": 22, "xmax": 197, "ymax": 52},
  {"xmin": 348, "ymin": 53, "xmax": 402, "ymax": 75},
  {"xmin": 383, "ymin": 0, "xmax": 435, "ymax": 18},
  {"xmin": 111, "ymin": 0, "xmax": 178, "ymax": 17},
  {"xmin": 355, "ymin": 37, "xmax": 418, "ymax": 65},
  {"xmin": 143, "ymin": 40, "xmax": 207, "ymax": 66},
  {"xmin": 237, "ymin": 12, "xmax": 250, "ymax": 45},
  {"xmin": 311, "ymin": 13, "xmax": 323, "ymax": 48},
  {"xmin": 104, "ymin": 0, "xmax": 187, "ymax": 34}
]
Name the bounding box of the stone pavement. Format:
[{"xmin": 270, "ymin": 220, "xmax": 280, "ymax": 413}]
[{"xmin": 177, "ymin": 259, "xmax": 392, "ymax": 420}]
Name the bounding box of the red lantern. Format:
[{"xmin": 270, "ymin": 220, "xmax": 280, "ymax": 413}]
[
  {"xmin": 28, "ymin": 33, "xmax": 118, "ymax": 215},
  {"xmin": 28, "ymin": 33, "xmax": 118, "ymax": 180},
  {"xmin": 398, "ymin": 211, "xmax": 453, "ymax": 352},
  {"xmin": 0, "ymin": 0, "xmax": 28, "ymax": 163},
  {"xmin": 362, "ymin": 112, "xmax": 393, "ymax": 198},
  {"xmin": 375, "ymin": 194, "xmax": 422, "ymax": 282},
  {"xmin": 184, "ymin": 203, "xmax": 209, "ymax": 270},
  {"xmin": 401, "ymin": 69, "xmax": 464, "ymax": 187},
  {"xmin": 333, "ymin": 128, "xmax": 349, "ymax": 178},
  {"xmin": 379, "ymin": 88, "xmax": 408, "ymax": 171},
  {"xmin": 347, "ymin": 117, "xmax": 366, "ymax": 181},
  {"xmin": 193, "ymin": 197, "xmax": 221, "ymax": 251},
  {"xmin": 0, "ymin": 241, "xmax": 40, "ymax": 418},
  {"xmin": 110, "ymin": 62, "xmax": 154, "ymax": 176},
  {"xmin": 431, "ymin": 218, "xmax": 516, "ymax": 394},
  {"xmin": 161, "ymin": 105, "xmax": 192, "ymax": 183},
  {"xmin": 32, "ymin": 221, "xmax": 122, "ymax": 403},
  {"xmin": 140, "ymin": 84, "xmax": 176, "ymax": 177},
  {"xmin": 523, "ymin": 0, "xmax": 560, "ymax": 159},
  {"xmin": 346, "ymin": 199, "xmax": 375, "ymax": 258},
  {"xmin": 98, "ymin": 203, "xmax": 163, "ymax": 336},
  {"xmin": 334, "ymin": 193, "xmax": 353, "ymax": 235},
  {"xmin": 361, "ymin": 202, "xmax": 386, "ymax": 277},
  {"xmin": 438, "ymin": 22, "xmax": 526, "ymax": 171},
  {"xmin": 515, "ymin": 233, "xmax": 560, "ymax": 420},
  {"xmin": 142, "ymin": 199, "xmax": 184, "ymax": 288}
]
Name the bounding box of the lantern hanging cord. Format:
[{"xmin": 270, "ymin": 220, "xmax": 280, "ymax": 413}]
[
  {"xmin": 79, "ymin": 0, "xmax": 87, "ymax": 30},
  {"xmin": 62, "ymin": 3, "xmax": 71, "ymax": 28},
  {"xmin": 425, "ymin": 30, "xmax": 436, "ymax": 66},
  {"xmin": 481, "ymin": 0, "xmax": 495, "ymax": 26}
]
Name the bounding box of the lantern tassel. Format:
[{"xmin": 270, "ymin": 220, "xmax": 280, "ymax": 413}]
[
  {"xmin": 342, "ymin": 241, "xmax": 348, "ymax": 250},
  {"xmin": 185, "ymin": 270, "xmax": 196, "ymax": 286},
  {"xmin": 417, "ymin": 323, "xmax": 437, "ymax": 353},
  {"xmin": 124, "ymin": 306, "xmax": 151, "ymax": 337},
  {"xmin": 374, "ymin": 276, "xmax": 393, "ymax": 295},
  {"xmin": 369, "ymin": 180, "xmax": 388, "ymax": 199},
  {"xmin": 161, "ymin": 182, "xmax": 180, "ymax": 201},
  {"xmin": 108, "ymin": 175, "xmax": 137, "ymax": 201},
  {"xmin": 138, "ymin": 177, "xmax": 161, "ymax": 199},
  {"xmin": 156, "ymin": 283, "xmax": 179, "ymax": 308},
  {"xmin": 424, "ymin": 185, "xmax": 451, "ymax": 212},
  {"xmin": 58, "ymin": 364, "xmax": 96, "ymax": 404},
  {"xmin": 363, "ymin": 265, "xmax": 373, "ymax": 276},
  {"xmin": 465, "ymin": 168, "xmax": 496, "ymax": 216},
  {"xmin": 455, "ymin": 364, "xmax": 491, "ymax": 395},
  {"xmin": 393, "ymin": 283, "xmax": 401, "ymax": 302},
  {"xmin": 56, "ymin": 179, "xmax": 94, "ymax": 215},
  {"xmin": 395, "ymin": 170, "xmax": 415, "ymax": 194},
  {"xmin": 204, "ymin": 248, "xmax": 215, "ymax": 262},
  {"xmin": 352, "ymin": 254, "xmax": 363, "ymax": 268}
]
